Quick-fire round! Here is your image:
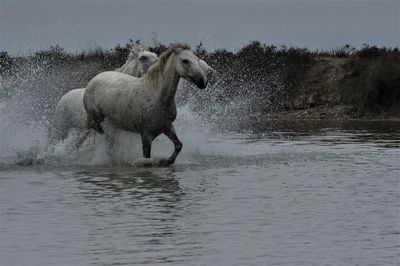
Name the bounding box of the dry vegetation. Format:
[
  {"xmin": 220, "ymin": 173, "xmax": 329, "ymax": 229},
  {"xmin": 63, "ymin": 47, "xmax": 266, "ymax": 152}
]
[{"xmin": 1, "ymin": 41, "xmax": 399, "ymax": 123}]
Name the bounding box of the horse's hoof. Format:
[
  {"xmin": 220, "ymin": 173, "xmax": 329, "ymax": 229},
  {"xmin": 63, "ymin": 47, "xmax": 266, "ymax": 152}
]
[
  {"xmin": 131, "ymin": 158, "xmax": 153, "ymax": 167},
  {"xmin": 143, "ymin": 161, "xmax": 153, "ymax": 167},
  {"xmin": 158, "ymin": 158, "xmax": 173, "ymax": 167}
]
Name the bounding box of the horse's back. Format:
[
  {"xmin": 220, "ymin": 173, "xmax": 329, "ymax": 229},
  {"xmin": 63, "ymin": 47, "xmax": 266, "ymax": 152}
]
[
  {"xmin": 87, "ymin": 71, "xmax": 138, "ymax": 90},
  {"xmin": 85, "ymin": 71, "xmax": 139, "ymax": 102},
  {"xmin": 53, "ymin": 88, "xmax": 86, "ymax": 140},
  {"xmin": 60, "ymin": 88, "xmax": 84, "ymax": 105},
  {"xmin": 84, "ymin": 72, "xmax": 138, "ymax": 116},
  {"xmin": 84, "ymin": 71, "xmax": 151, "ymax": 132}
]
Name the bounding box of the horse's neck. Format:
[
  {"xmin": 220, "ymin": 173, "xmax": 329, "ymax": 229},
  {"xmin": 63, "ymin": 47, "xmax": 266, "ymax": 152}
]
[
  {"xmin": 155, "ymin": 57, "xmax": 180, "ymax": 108},
  {"xmin": 120, "ymin": 58, "xmax": 138, "ymax": 75}
]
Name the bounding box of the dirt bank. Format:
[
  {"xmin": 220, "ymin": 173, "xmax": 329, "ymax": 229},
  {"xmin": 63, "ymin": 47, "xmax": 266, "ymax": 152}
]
[{"xmin": 261, "ymin": 52, "xmax": 400, "ymax": 121}]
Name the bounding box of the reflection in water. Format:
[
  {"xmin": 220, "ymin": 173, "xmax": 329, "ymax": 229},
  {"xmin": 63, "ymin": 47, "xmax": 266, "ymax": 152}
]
[
  {"xmin": 71, "ymin": 168, "xmax": 192, "ymax": 265},
  {"xmin": 1, "ymin": 121, "xmax": 399, "ymax": 265},
  {"xmin": 75, "ymin": 168, "xmax": 182, "ymax": 200}
]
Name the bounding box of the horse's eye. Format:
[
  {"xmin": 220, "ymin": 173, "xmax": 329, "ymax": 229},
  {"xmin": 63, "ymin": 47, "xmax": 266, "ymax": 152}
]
[
  {"xmin": 182, "ymin": 59, "xmax": 189, "ymax": 64},
  {"xmin": 140, "ymin": 56, "xmax": 148, "ymax": 62}
]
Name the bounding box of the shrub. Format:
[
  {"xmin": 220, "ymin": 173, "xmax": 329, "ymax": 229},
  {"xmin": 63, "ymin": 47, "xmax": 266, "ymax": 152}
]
[
  {"xmin": 2, "ymin": 40, "xmax": 399, "ymax": 122},
  {"xmin": 366, "ymin": 54, "xmax": 400, "ymax": 108},
  {"xmin": 329, "ymin": 44, "xmax": 355, "ymax": 57},
  {"xmin": 0, "ymin": 51, "xmax": 13, "ymax": 74},
  {"xmin": 354, "ymin": 44, "xmax": 396, "ymax": 59},
  {"xmin": 33, "ymin": 44, "xmax": 69, "ymax": 62}
]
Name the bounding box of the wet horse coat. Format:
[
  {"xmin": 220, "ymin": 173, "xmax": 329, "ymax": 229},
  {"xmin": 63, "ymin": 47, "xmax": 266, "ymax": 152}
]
[
  {"xmin": 51, "ymin": 45, "xmax": 158, "ymax": 140},
  {"xmin": 83, "ymin": 44, "xmax": 208, "ymax": 165}
]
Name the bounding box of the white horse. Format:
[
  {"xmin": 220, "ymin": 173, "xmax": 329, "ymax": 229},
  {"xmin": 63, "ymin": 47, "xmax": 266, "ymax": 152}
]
[
  {"xmin": 83, "ymin": 43, "xmax": 208, "ymax": 165},
  {"xmin": 51, "ymin": 45, "xmax": 158, "ymax": 141},
  {"xmin": 115, "ymin": 45, "xmax": 159, "ymax": 76}
]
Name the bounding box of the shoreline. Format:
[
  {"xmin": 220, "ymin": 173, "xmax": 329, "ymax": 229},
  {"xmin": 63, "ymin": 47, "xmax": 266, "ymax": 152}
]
[{"xmin": 251, "ymin": 106, "xmax": 400, "ymax": 122}]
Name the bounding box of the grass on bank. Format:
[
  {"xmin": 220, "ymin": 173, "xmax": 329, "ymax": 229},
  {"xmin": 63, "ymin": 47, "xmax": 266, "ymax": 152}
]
[{"xmin": 1, "ymin": 41, "xmax": 399, "ymax": 119}]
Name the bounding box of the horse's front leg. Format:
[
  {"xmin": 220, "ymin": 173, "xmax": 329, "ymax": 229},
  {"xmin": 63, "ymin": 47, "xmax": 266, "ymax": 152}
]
[
  {"xmin": 140, "ymin": 133, "xmax": 156, "ymax": 167},
  {"xmin": 161, "ymin": 125, "xmax": 182, "ymax": 166},
  {"xmin": 141, "ymin": 133, "xmax": 153, "ymax": 158}
]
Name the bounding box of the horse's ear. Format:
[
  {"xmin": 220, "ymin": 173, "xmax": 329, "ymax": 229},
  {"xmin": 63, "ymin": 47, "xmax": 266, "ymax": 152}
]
[
  {"xmin": 171, "ymin": 46, "xmax": 184, "ymax": 54},
  {"xmin": 169, "ymin": 43, "xmax": 191, "ymax": 54},
  {"xmin": 130, "ymin": 43, "xmax": 144, "ymax": 57},
  {"xmin": 169, "ymin": 46, "xmax": 176, "ymax": 54}
]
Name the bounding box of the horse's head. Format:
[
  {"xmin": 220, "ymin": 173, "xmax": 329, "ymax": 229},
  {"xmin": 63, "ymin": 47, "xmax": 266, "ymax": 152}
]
[
  {"xmin": 136, "ymin": 50, "xmax": 158, "ymax": 77},
  {"xmin": 172, "ymin": 45, "xmax": 208, "ymax": 89},
  {"xmin": 126, "ymin": 44, "xmax": 158, "ymax": 77},
  {"xmin": 199, "ymin": 59, "xmax": 216, "ymax": 83}
]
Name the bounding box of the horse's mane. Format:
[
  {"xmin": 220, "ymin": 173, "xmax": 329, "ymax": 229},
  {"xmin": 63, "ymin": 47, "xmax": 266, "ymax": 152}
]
[{"xmin": 145, "ymin": 43, "xmax": 191, "ymax": 81}]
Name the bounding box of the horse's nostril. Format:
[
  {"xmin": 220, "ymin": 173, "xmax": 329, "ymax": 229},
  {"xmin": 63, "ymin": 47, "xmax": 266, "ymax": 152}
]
[{"xmin": 197, "ymin": 78, "xmax": 207, "ymax": 89}]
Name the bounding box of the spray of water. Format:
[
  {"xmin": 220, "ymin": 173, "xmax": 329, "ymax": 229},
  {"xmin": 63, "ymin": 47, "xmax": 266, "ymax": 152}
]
[
  {"xmin": 0, "ymin": 58, "xmax": 213, "ymax": 167},
  {"xmin": 0, "ymin": 50, "xmax": 282, "ymax": 167},
  {"xmin": 0, "ymin": 99, "xmax": 213, "ymax": 167}
]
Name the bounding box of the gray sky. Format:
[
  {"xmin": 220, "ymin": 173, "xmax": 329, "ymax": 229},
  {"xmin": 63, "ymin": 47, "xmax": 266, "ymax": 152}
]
[{"xmin": 1, "ymin": 0, "xmax": 399, "ymax": 55}]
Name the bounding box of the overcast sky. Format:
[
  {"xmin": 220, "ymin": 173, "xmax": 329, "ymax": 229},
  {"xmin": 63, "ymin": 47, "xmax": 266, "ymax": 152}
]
[{"xmin": 1, "ymin": 0, "xmax": 399, "ymax": 55}]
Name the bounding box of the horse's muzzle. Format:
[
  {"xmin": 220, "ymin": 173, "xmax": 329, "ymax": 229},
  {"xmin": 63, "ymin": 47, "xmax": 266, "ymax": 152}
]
[{"xmin": 194, "ymin": 76, "xmax": 208, "ymax": 89}]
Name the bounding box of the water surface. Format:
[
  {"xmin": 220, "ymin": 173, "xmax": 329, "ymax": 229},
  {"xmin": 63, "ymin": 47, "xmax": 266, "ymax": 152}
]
[{"xmin": 1, "ymin": 121, "xmax": 399, "ymax": 265}]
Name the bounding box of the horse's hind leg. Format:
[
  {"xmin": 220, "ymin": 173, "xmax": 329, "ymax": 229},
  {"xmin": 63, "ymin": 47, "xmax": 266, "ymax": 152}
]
[
  {"xmin": 86, "ymin": 114, "xmax": 104, "ymax": 134},
  {"xmin": 75, "ymin": 129, "xmax": 91, "ymax": 150},
  {"xmin": 104, "ymin": 126, "xmax": 117, "ymax": 161},
  {"xmin": 161, "ymin": 125, "xmax": 182, "ymax": 166}
]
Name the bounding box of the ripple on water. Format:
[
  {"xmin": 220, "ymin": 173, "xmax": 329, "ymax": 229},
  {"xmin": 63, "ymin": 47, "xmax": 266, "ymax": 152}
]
[{"xmin": 1, "ymin": 125, "xmax": 400, "ymax": 265}]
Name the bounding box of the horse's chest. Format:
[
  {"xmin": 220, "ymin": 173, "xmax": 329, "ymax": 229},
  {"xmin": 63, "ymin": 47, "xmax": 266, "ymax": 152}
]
[
  {"xmin": 141, "ymin": 105, "xmax": 176, "ymax": 130},
  {"xmin": 157, "ymin": 105, "xmax": 177, "ymax": 123}
]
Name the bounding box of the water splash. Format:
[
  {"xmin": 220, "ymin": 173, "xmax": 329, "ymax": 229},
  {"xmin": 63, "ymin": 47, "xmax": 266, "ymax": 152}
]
[
  {"xmin": 0, "ymin": 50, "xmax": 282, "ymax": 167},
  {"xmin": 0, "ymin": 53, "xmax": 224, "ymax": 167},
  {"xmin": 0, "ymin": 92, "xmax": 214, "ymax": 167}
]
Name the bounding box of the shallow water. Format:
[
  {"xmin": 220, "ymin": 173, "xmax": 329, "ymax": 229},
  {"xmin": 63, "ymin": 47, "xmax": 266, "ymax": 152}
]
[{"xmin": 1, "ymin": 121, "xmax": 399, "ymax": 266}]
